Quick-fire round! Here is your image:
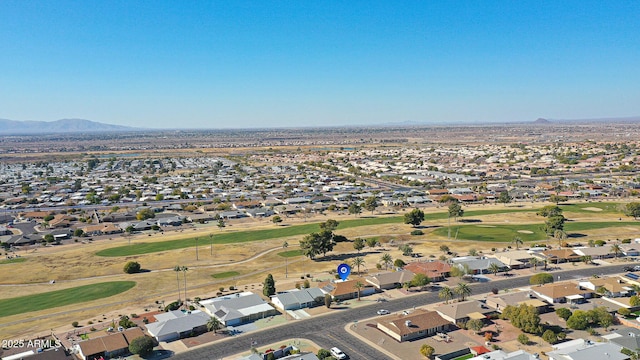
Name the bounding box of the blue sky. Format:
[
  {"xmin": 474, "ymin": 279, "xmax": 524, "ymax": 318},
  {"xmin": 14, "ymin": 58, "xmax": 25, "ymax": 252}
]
[{"xmin": 1, "ymin": 1, "xmax": 639, "ymax": 129}]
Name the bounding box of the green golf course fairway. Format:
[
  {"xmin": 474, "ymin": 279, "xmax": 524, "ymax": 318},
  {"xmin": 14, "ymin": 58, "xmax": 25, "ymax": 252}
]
[{"xmin": 0, "ymin": 281, "xmax": 136, "ymax": 318}]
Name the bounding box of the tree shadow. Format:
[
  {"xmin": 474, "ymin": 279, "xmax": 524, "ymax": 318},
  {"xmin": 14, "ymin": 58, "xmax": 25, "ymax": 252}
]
[
  {"xmin": 568, "ymin": 233, "xmax": 587, "ymax": 238},
  {"xmin": 459, "ymin": 219, "xmax": 482, "ymax": 223}
]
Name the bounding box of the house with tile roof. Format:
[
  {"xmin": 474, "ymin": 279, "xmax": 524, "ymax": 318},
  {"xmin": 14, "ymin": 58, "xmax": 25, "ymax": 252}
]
[
  {"xmin": 404, "ymin": 261, "xmax": 451, "ymax": 281},
  {"xmin": 318, "ymin": 278, "xmax": 376, "ymax": 301},
  {"xmin": 532, "ymin": 282, "xmax": 593, "ymax": 304},
  {"xmin": 435, "ymin": 300, "xmax": 494, "ymax": 324},
  {"xmin": 75, "ymin": 327, "xmax": 145, "ymax": 360},
  {"xmin": 377, "ymin": 309, "xmax": 450, "ymax": 342}
]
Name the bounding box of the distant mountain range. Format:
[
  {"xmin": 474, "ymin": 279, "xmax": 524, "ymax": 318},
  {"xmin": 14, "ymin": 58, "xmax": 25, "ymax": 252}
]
[{"xmin": 0, "ymin": 118, "xmax": 136, "ymax": 134}]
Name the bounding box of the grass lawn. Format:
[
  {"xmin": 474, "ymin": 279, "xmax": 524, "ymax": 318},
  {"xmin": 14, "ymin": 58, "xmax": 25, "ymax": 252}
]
[
  {"xmin": 211, "ymin": 271, "xmax": 240, "ymax": 279},
  {"xmin": 0, "ymin": 281, "xmax": 136, "ymax": 318},
  {"xmin": 432, "ymin": 221, "xmax": 639, "ymax": 242},
  {"xmin": 559, "ymin": 202, "xmax": 622, "ymax": 214},
  {"xmin": 278, "ymin": 249, "xmax": 304, "ymax": 257},
  {"xmin": 95, "ymin": 208, "xmax": 537, "ymax": 257},
  {"xmin": 0, "ymin": 257, "xmax": 26, "ymax": 265}
]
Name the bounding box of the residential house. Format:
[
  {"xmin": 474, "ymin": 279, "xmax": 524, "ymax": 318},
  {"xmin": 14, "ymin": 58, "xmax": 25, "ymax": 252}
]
[
  {"xmin": 487, "ymin": 250, "xmax": 532, "ymax": 269},
  {"xmin": 578, "ymin": 277, "xmax": 633, "ymax": 298},
  {"xmin": 451, "ymin": 257, "xmax": 507, "ymax": 275},
  {"xmin": 534, "ymin": 249, "xmax": 582, "ymax": 264},
  {"xmin": 201, "ymin": 292, "xmax": 277, "ymax": 326},
  {"xmin": 377, "ymin": 309, "xmax": 450, "ymax": 342},
  {"xmin": 404, "ymin": 261, "xmax": 451, "ymax": 281},
  {"xmin": 485, "ymin": 291, "xmax": 550, "ymax": 313},
  {"xmin": 318, "ymin": 279, "xmax": 376, "ymax": 301},
  {"xmin": 572, "ymin": 246, "xmax": 615, "ymax": 260},
  {"xmin": 80, "ymin": 224, "xmax": 122, "ymax": 236},
  {"xmin": 547, "ymin": 339, "xmax": 627, "ymax": 360},
  {"xmin": 468, "ymin": 349, "xmax": 540, "ymax": 360},
  {"xmin": 435, "ymin": 300, "xmax": 494, "ymax": 324},
  {"xmin": 532, "ymin": 282, "xmax": 593, "ymax": 304},
  {"xmin": 366, "ymin": 270, "xmax": 415, "ymax": 290},
  {"xmin": 75, "ymin": 327, "xmax": 145, "ymax": 360},
  {"xmin": 145, "ymin": 310, "xmax": 210, "ymax": 342},
  {"xmin": 271, "ymin": 288, "xmax": 325, "ymax": 311}
]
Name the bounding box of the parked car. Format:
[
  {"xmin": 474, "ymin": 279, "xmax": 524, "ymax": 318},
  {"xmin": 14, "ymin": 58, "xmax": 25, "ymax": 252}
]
[
  {"xmin": 330, "ymin": 347, "xmax": 347, "ymax": 360},
  {"xmin": 377, "ymin": 309, "xmax": 390, "ymax": 315},
  {"xmin": 624, "ymin": 266, "xmax": 634, "ymax": 272}
]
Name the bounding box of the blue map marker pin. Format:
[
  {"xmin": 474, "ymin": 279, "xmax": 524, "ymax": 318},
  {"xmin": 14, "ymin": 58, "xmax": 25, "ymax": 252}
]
[{"xmin": 337, "ymin": 263, "xmax": 351, "ymax": 281}]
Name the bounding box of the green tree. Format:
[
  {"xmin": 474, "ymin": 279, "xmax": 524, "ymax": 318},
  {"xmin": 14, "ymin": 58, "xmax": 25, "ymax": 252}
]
[
  {"xmin": 542, "ymin": 329, "xmax": 558, "ymax": 344},
  {"xmin": 136, "ymin": 208, "xmax": 155, "ymax": 220},
  {"xmin": 123, "ymin": 261, "xmax": 141, "ymax": 274},
  {"xmin": 549, "ymin": 194, "xmax": 568, "ymax": 205},
  {"xmin": 566, "ymin": 310, "xmax": 590, "ymax": 330},
  {"xmin": 319, "ymin": 219, "xmax": 340, "ymax": 232},
  {"xmin": 623, "ymin": 202, "xmax": 640, "ymax": 219},
  {"xmin": 439, "ymin": 286, "xmax": 454, "ymax": 304},
  {"xmin": 366, "ymin": 237, "xmax": 379, "ymax": 248},
  {"xmin": 399, "ymin": 244, "xmax": 413, "ymax": 256},
  {"xmin": 537, "ymin": 205, "xmax": 563, "ymax": 218},
  {"xmin": 467, "ymin": 319, "xmax": 484, "ymax": 333},
  {"xmin": 556, "ymin": 308, "xmax": 572, "ymax": 321},
  {"xmin": 364, "ymin": 196, "xmax": 379, "ymax": 214},
  {"xmin": 317, "ymin": 349, "xmax": 332, "ymax": 360},
  {"xmin": 439, "ymin": 245, "xmax": 450, "ymax": 254},
  {"xmin": 517, "ymin": 333, "xmax": 529, "ymax": 345},
  {"xmin": 454, "ymin": 282, "xmax": 472, "ymax": 301},
  {"xmin": 272, "ymin": 215, "xmax": 283, "ymax": 225},
  {"xmin": 411, "ymin": 273, "xmax": 431, "ymax": 291},
  {"xmin": 263, "ymin": 274, "xmax": 276, "ymax": 297},
  {"xmin": 43, "ymin": 233, "xmax": 55, "ymax": 243},
  {"xmin": 448, "ymin": 202, "xmax": 464, "ymax": 222},
  {"xmin": 348, "ymin": 203, "xmax": 362, "ymax": 217},
  {"xmin": 128, "ymin": 336, "xmax": 155, "ymax": 356},
  {"xmin": 353, "ymin": 238, "xmax": 365, "ymax": 253},
  {"xmin": 631, "ymin": 295, "xmax": 640, "ymax": 307},
  {"xmin": 380, "ymin": 253, "xmax": 393, "ymax": 270},
  {"xmin": 324, "ymin": 294, "xmax": 332, "ymax": 308},
  {"xmin": 529, "ymin": 257, "xmax": 541, "ymax": 271},
  {"xmin": 404, "ymin": 208, "xmax": 425, "ymax": 227},
  {"xmin": 530, "ymin": 273, "xmax": 554, "ymax": 285},
  {"xmin": 420, "ymin": 344, "xmax": 435, "ymax": 358},
  {"xmin": 497, "ymin": 191, "xmax": 512, "ymax": 204},
  {"xmin": 394, "ymin": 259, "xmax": 406, "ymax": 268},
  {"xmin": 543, "ymin": 215, "xmax": 566, "ymax": 236},
  {"xmin": 207, "ymin": 316, "xmax": 222, "ymax": 333},
  {"xmin": 501, "ymin": 304, "xmax": 542, "ymax": 334}
]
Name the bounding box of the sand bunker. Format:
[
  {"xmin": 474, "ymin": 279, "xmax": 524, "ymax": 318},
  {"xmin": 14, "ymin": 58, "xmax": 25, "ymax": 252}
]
[
  {"xmin": 583, "ymin": 207, "xmax": 603, "ymax": 212},
  {"xmin": 517, "ymin": 230, "xmax": 534, "ymax": 234}
]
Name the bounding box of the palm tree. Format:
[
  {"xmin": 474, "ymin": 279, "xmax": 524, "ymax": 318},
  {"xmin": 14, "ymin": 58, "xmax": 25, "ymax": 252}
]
[
  {"xmin": 353, "ymin": 281, "xmax": 364, "ymax": 301},
  {"xmin": 207, "ymin": 316, "xmax": 222, "ymax": 333},
  {"xmin": 352, "ymin": 256, "xmax": 365, "ymax": 275},
  {"xmin": 581, "ymin": 255, "xmax": 592, "ymax": 265},
  {"xmin": 530, "ymin": 257, "xmax": 540, "ymax": 271},
  {"xmin": 173, "ymin": 265, "xmax": 182, "ymax": 302},
  {"xmin": 611, "ymin": 244, "xmax": 623, "ymax": 259},
  {"xmin": 181, "ymin": 266, "xmax": 189, "ymax": 308},
  {"xmin": 488, "ymin": 263, "xmax": 501, "ymax": 277},
  {"xmin": 455, "ymin": 282, "xmax": 472, "ymax": 302},
  {"xmin": 438, "ymin": 286, "xmax": 454, "ymax": 304},
  {"xmin": 380, "ymin": 253, "xmax": 393, "ymax": 270},
  {"xmin": 512, "ymin": 236, "xmax": 523, "ymax": 250}
]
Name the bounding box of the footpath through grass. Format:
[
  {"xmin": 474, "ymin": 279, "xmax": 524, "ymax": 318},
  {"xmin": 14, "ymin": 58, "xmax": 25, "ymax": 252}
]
[
  {"xmin": 96, "ymin": 208, "xmax": 534, "ymax": 257},
  {"xmin": 0, "ymin": 281, "xmax": 136, "ymax": 318}
]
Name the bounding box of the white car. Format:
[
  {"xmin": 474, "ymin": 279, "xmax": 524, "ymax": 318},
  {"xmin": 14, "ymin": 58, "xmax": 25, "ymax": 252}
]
[
  {"xmin": 377, "ymin": 309, "xmax": 390, "ymax": 315},
  {"xmin": 330, "ymin": 347, "xmax": 347, "ymax": 359}
]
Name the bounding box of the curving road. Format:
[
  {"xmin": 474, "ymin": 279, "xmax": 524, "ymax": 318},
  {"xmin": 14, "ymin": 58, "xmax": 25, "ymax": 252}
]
[{"xmin": 173, "ymin": 263, "xmax": 630, "ymax": 360}]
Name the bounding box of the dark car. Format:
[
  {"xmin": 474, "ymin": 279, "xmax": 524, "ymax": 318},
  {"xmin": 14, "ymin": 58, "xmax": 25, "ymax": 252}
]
[{"xmin": 624, "ymin": 266, "xmax": 634, "ymax": 272}]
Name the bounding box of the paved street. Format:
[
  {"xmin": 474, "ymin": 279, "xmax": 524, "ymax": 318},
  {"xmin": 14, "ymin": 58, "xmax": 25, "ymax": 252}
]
[{"xmin": 172, "ymin": 263, "xmax": 630, "ymax": 360}]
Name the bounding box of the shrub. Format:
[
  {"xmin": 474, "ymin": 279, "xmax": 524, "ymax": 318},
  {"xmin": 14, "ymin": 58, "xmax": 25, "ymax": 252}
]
[
  {"xmin": 555, "ymin": 308, "xmax": 572, "ymax": 321},
  {"xmin": 542, "ymin": 329, "xmax": 558, "ymax": 344},
  {"xmin": 394, "ymin": 259, "xmax": 406, "ymax": 268},
  {"xmin": 219, "ymin": 287, "xmax": 225, "ymax": 292},
  {"xmin": 128, "ymin": 336, "xmax": 155, "ymax": 356},
  {"xmin": 618, "ymin": 308, "xmax": 632, "ymax": 317},
  {"xmin": 410, "ymin": 230, "xmax": 424, "ymax": 236},
  {"xmin": 72, "ymin": 321, "xmax": 79, "ymax": 327},
  {"xmin": 517, "ymin": 333, "xmax": 529, "ymax": 345},
  {"xmin": 594, "ymin": 240, "xmax": 606, "ymax": 246},
  {"xmin": 530, "ymin": 273, "xmax": 554, "ymax": 285},
  {"xmin": 123, "ymin": 261, "xmax": 141, "ymax": 274}
]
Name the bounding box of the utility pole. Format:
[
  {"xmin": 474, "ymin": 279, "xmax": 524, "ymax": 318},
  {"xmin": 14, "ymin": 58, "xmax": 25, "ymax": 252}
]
[
  {"xmin": 195, "ymin": 237, "xmax": 199, "ymax": 260},
  {"xmin": 209, "ymin": 233, "xmax": 213, "ymax": 256}
]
